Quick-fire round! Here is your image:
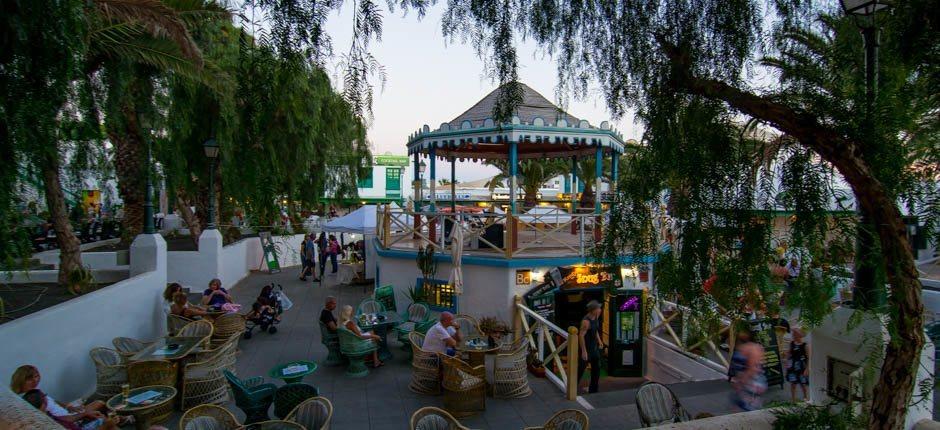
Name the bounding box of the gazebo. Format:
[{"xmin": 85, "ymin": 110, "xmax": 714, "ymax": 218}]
[{"xmin": 406, "ymin": 83, "xmax": 628, "ymax": 215}]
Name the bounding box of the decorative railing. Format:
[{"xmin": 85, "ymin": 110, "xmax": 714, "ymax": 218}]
[
  {"xmin": 512, "ymin": 295, "xmax": 580, "ymax": 400},
  {"xmin": 376, "ymin": 206, "xmax": 603, "ymax": 259},
  {"xmin": 648, "ymin": 297, "xmax": 736, "ymax": 373}
]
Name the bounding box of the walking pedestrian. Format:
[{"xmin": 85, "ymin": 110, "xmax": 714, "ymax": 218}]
[
  {"xmin": 786, "ymin": 328, "xmax": 810, "ymax": 402},
  {"xmin": 578, "ymin": 300, "xmax": 605, "ymax": 394},
  {"xmin": 728, "ymin": 329, "xmax": 766, "ymax": 411},
  {"xmin": 316, "ymin": 232, "xmax": 328, "ymax": 280},
  {"xmin": 327, "ymin": 235, "xmax": 341, "ymax": 274}
]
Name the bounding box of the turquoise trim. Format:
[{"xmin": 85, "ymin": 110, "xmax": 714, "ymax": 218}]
[
  {"xmin": 371, "ymin": 238, "xmax": 656, "ymax": 268},
  {"xmin": 407, "ymin": 124, "xmax": 626, "ymax": 154}
]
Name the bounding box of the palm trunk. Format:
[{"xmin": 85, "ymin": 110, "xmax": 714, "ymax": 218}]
[
  {"xmin": 175, "ymin": 191, "xmax": 202, "ymax": 246},
  {"xmin": 523, "ymin": 185, "xmax": 538, "ymax": 208},
  {"xmin": 108, "ymin": 103, "xmax": 146, "ymax": 246},
  {"xmin": 579, "ymin": 181, "xmax": 595, "ymax": 210},
  {"xmin": 40, "ymin": 152, "xmax": 82, "ymax": 287}
]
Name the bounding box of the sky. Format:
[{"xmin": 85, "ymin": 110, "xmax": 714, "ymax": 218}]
[{"xmin": 322, "ymin": 3, "xmax": 642, "ymax": 183}]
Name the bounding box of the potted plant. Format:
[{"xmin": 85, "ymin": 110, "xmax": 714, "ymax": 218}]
[
  {"xmin": 66, "ymin": 266, "xmax": 94, "ymax": 295},
  {"xmin": 479, "ymin": 316, "xmax": 510, "ymax": 347},
  {"xmin": 415, "ymin": 246, "xmax": 438, "ymax": 289},
  {"xmin": 526, "ymin": 349, "xmax": 546, "ymax": 377}
]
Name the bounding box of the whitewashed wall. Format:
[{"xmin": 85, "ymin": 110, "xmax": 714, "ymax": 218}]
[
  {"xmin": 0, "ymin": 236, "xmax": 167, "ymax": 403},
  {"xmin": 166, "ymin": 233, "xmax": 304, "ymax": 291}
]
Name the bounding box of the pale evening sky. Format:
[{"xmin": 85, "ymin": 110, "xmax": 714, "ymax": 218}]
[{"xmin": 322, "ymin": 2, "xmax": 642, "ymax": 183}]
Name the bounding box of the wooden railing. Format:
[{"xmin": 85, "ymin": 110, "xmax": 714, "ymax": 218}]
[
  {"xmin": 377, "ymin": 205, "xmax": 603, "ymax": 259},
  {"xmin": 648, "ymin": 297, "xmax": 734, "ymax": 372},
  {"xmin": 512, "ymin": 295, "xmax": 580, "ymax": 400}
]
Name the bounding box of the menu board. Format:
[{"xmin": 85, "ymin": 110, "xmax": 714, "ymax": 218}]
[
  {"xmin": 749, "ymin": 319, "xmax": 785, "ymax": 387},
  {"xmin": 524, "ymin": 282, "xmax": 556, "ymax": 320}
]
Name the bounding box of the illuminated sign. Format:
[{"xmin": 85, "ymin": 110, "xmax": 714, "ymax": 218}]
[
  {"xmin": 559, "ymin": 265, "xmax": 621, "ymax": 290},
  {"xmin": 619, "ymin": 296, "xmax": 640, "ymax": 311},
  {"xmin": 516, "ymin": 270, "xmax": 532, "ymax": 286},
  {"xmin": 373, "ymin": 155, "xmax": 409, "ymax": 166}
]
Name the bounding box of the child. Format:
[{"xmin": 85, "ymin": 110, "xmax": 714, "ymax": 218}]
[{"xmin": 786, "ymin": 328, "xmax": 810, "ymax": 402}]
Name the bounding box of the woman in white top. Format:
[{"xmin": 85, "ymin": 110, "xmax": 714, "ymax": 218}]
[
  {"xmin": 339, "ymin": 305, "xmax": 384, "ymax": 367},
  {"xmin": 162, "ymin": 283, "xmax": 183, "ymax": 315}
]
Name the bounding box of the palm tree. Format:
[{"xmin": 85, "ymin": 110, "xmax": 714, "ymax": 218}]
[
  {"xmin": 575, "ymin": 157, "xmax": 611, "ymax": 211},
  {"xmin": 486, "ymin": 160, "xmax": 567, "ymax": 208}
]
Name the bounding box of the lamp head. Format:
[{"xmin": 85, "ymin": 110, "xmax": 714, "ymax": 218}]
[
  {"xmin": 839, "ymin": 0, "xmax": 890, "ymax": 16},
  {"xmin": 203, "ymin": 138, "xmax": 219, "ymax": 159}
]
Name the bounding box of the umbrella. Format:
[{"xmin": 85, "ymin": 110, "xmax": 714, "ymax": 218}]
[{"xmin": 449, "ymin": 215, "xmax": 465, "ymax": 294}]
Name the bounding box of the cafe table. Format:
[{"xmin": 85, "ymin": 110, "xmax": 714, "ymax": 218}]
[
  {"xmin": 106, "ymin": 385, "xmax": 176, "ymax": 430},
  {"xmin": 455, "ymin": 337, "xmax": 499, "ymax": 367},
  {"xmin": 357, "ymin": 311, "xmax": 401, "ymax": 362},
  {"xmin": 129, "ymin": 336, "xmax": 204, "ymax": 362},
  {"xmin": 268, "ymin": 360, "xmax": 318, "ymax": 384}
]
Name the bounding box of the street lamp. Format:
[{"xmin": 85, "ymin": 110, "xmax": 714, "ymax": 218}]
[
  {"xmin": 137, "ymin": 115, "xmax": 156, "ymax": 235},
  {"xmin": 840, "ymin": 0, "xmax": 892, "ymax": 309},
  {"xmin": 203, "ymin": 139, "xmax": 219, "ymax": 230},
  {"xmin": 418, "ymin": 160, "xmax": 427, "ymax": 205}
]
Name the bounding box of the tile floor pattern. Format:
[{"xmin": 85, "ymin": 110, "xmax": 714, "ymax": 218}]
[{"xmin": 173, "ymin": 268, "xmax": 788, "ymax": 430}]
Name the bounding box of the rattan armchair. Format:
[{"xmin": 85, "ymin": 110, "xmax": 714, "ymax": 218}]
[
  {"xmin": 398, "ymin": 319, "xmax": 436, "ymax": 359},
  {"xmin": 356, "ymin": 298, "xmax": 385, "ymax": 315},
  {"xmin": 454, "ymin": 315, "xmax": 482, "ymax": 340},
  {"xmin": 318, "ymin": 321, "xmax": 343, "ymax": 366},
  {"xmin": 89, "ymin": 347, "xmax": 127, "ymax": 400},
  {"xmin": 179, "ymin": 404, "xmax": 241, "ymax": 430},
  {"xmin": 440, "ymin": 355, "xmax": 485, "ymax": 418},
  {"xmin": 127, "ymin": 359, "xmax": 177, "ymax": 388},
  {"xmin": 523, "ymin": 409, "xmax": 590, "ymax": 430},
  {"xmin": 211, "ymin": 313, "xmax": 245, "ymax": 348},
  {"xmin": 635, "ymin": 382, "xmax": 691, "ymax": 426},
  {"xmin": 285, "ymin": 396, "xmax": 333, "ymax": 430},
  {"xmin": 179, "ymin": 319, "xmax": 214, "ymax": 346},
  {"xmin": 492, "ymin": 341, "xmax": 532, "ymax": 398},
  {"xmin": 408, "ymin": 331, "xmax": 441, "ymax": 395},
  {"xmin": 409, "ymin": 406, "xmax": 470, "ymax": 430},
  {"xmin": 337, "ymin": 326, "xmax": 378, "ymax": 378},
  {"xmin": 181, "ymin": 341, "xmax": 233, "ymax": 409},
  {"xmin": 168, "ymin": 314, "xmax": 194, "ymax": 335},
  {"xmin": 193, "ymin": 333, "xmax": 240, "ymax": 374},
  {"xmin": 223, "ymin": 370, "xmax": 276, "ymax": 424},
  {"xmin": 273, "ymin": 383, "xmax": 319, "ymax": 419},
  {"xmin": 111, "ymin": 337, "xmax": 152, "ymax": 360}
]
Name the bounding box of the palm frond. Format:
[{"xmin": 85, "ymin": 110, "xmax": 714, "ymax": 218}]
[{"xmin": 94, "ymin": 0, "xmax": 203, "ymax": 65}]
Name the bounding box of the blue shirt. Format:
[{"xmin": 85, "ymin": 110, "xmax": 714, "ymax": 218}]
[{"xmin": 203, "ymin": 287, "xmax": 229, "ymax": 307}]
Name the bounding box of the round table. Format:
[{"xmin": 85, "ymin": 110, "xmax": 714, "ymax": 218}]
[
  {"xmin": 106, "ymin": 385, "xmax": 176, "ymax": 430},
  {"xmin": 455, "ymin": 338, "xmax": 499, "ymax": 367},
  {"xmin": 268, "ymin": 360, "xmax": 318, "ymax": 384}
]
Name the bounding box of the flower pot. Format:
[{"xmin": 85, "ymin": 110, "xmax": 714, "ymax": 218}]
[{"xmin": 528, "ymin": 365, "xmax": 546, "ymax": 378}]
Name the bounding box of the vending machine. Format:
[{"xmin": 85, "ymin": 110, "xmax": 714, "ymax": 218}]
[{"xmin": 607, "ymin": 290, "xmax": 646, "ymax": 377}]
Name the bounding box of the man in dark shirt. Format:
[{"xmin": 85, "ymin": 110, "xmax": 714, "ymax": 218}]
[{"xmin": 319, "ymin": 296, "xmax": 338, "ymax": 332}]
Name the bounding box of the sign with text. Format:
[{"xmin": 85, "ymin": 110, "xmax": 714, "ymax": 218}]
[
  {"xmin": 558, "ymin": 265, "xmax": 621, "ymax": 290},
  {"xmin": 516, "ymin": 269, "xmax": 532, "ymax": 286},
  {"xmin": 749, "ymin": 318, "xmax": 785, "ymax": 388},
  {"xmin": 373, "ymin": 155, "xmax": 409, "ymax": 166}
]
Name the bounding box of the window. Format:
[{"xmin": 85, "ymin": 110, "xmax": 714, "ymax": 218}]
[
  {"xmin": 417, "ymin": 278, "xmax": 457, "ymax": 312},
  {"xmin": 358, "ymin": 169, "xmax": 374, "ymax": 188}
]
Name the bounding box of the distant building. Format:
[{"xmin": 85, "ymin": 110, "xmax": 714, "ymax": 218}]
[{"xmin": 329, "ymin": 154, "xmax": 408, "ymax": 205}]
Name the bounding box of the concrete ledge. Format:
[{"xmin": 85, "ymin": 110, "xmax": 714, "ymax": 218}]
[
  {"xmin": 648, "ymin": 409, "xmax": 776, "ymax": 429},
  {"xmin": 3, "ymin": 267, "xmax": 130, "ymax": 284}
]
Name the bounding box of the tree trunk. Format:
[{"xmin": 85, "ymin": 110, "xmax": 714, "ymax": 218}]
[
  {"xmin": 108, "ymin": 102, "xmax": 146, "ymax": 246},
  {"xmin": 523, "ymin": 185, "xmax": 538, "ymax": 208},
  {"xmin": 40, "ymin": 152, "xmax": 82, "ymax": 287},
  {"xmin": 662, "ymin": 44, "xmax": 925, "ymax": 429},
  {"xmin": 175, "ymin": 191, "xmax": 201, "ymax": 246},
  {"xmin": 579, "ymin": 181, "xmax": 595, "ymax": 210}
]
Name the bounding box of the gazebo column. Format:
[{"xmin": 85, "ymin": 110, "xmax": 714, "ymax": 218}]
[
  {"xmin": 594, "ymin": 147, "xmax": 603, "ymax": 242},
  {"xmin": 412, "ymin": 152, "xmax": 421, "ymax": 239},
  {"xmin": 429, "ymin": 147, "xmax": 438, "ymax": 244},
  {"xmin": 509, "ymin": 141, "xmax": 518, "ymax": 214},
  {"xmin": 450, "ymin": 156, "xmax": 456, "ymax": 212},
  {"xmin": 611, "ymin": 152, "xmax": 619, "ymax": 192},
  {"xmin": 570, "ymin": 156, "xmax": 578, "ymax": 234}
]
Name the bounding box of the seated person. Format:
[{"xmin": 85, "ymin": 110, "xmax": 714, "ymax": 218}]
[
  {"xmin": 170, "ymin": 292, "xmax": 207, "ymax": 319},
  {"xmin": 339, "ymin": 305, "xmax": 384, "ymax": 367},
  {"xmin": 320, "ymin": 296, "xmax": 338, "ymax": 332},
  {"xmin": 11, "ymin": 366, "xmax": 126, "ymax": 428},
  {"xmin": 422, "ymin": 311, "xmax": 462, "ymax": 356},
  {"xmin": 22, "ymin": 389, "xmax": 120, "ymax": 430},
  {"xmin": 162, "ymin": 283, "xmax": 183, "ymax": 315},
  {"xmin": 201, "ymin": 278, "xmax": 232, "ymax": 308},
  {"xmin": 246, "ymin": 302, "xmax": 277, "ymax": 330}
]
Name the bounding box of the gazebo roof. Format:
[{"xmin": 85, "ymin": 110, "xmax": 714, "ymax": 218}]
[{"xmin": 407, "ymin": 83, "xmax": 627, "ymax": 160}]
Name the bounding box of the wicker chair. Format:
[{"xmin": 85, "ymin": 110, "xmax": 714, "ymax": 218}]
[
  {"xmin": 181, "ymin": 341, "xmax": 233, "ymax": 409},
  {"xmin": 454, "ymin": 315, "xmax": 483, "ymax": 340},
  {"xmin": 286, "ymin": 396, "xmax": 333, "ymax": 430},
  {"xmin": 408, "ymin": 332, "xmax": 441, "ymax": 395},
  {"xmin": 179, "ymin": 320, "xmax": 215, "ymax": 342},
  {"xmin": 356, "ymin": 298, "xmax": 385, "ymax": 315},
  {"xmin": 127, "ymin": 359, "xmax": 177, "ymax": 388},
  {"xmin": 193, "ymin": 333, "xmax": 240, "ymax": 374},
  {"xmin": 337, "ymin": 326, "xmax": 378, "ymax": 378},
  {"xmin": 223, "ymin": 370, "xmax": 276, "ymax": 424},
  {"xmin": 440, "ymin": 355, "xmax": 485, "ymax": 418},
  {"xmin": 245, "ymin": 420, "xmax": 305, "ymax": 429},
  {"xmin": 409, "ymin": 406, "xmax": 470, "ymax": 430},
  {"xmin": 211, "ymin": 313, "xmax": 245, "ymax": 348},
  {"xmin": 523, "ymin": 409, "xmax": 590, "ymax": 430},
  {"xmin": 273, "ymin": 383, "xmax": 319, "ymax": 419},
  {"xmin": 493, "ymin": 341, "xmax": 532, "ymax": 398},
  {"xmin": 179, "ymin": 404, "xmax": 241, "ymax": 430},
  {"xmin": 396, "ymin": 302, "xmax": 431, "ymax": 335},
  {"xmin": 88, "ymin": 347, "xmax": 127, "ymax": 400},
  {"xmin": 319, "ymin": 321, "xmax": 343, "ymax": 366},
  {"xmin": 398, "ymin": 319, "xmax": 436, "ymax": 356},
  {"xmin": 635, "ymin": 382, "xmax": 691, "ymax": 427},
  {"xmin": 168, "ymin": 314, "xmax": 194, "ymax": 335},
  {"xmin": 111, "ymin": 337, "xmax": 152, "ymax": 360}
]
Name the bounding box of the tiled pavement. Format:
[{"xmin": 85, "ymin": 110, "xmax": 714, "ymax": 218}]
[{"xmin": 207, "ymin": 268, "xmax": 788, "ymax": 430}]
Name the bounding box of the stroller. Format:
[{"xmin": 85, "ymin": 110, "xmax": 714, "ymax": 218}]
[{"xmin": 244, "ymin": 283, "xmax": 292, "ymax": 339}]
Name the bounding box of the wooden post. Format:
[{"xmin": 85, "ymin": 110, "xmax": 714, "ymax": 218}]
[
  {"xmin": 513, "ymin": 295, "xmax": 523, "ymax": 343},
  {"xmin": 382, "ymin": 204, "xmax": 391, "ymax": 247},
  {"xmin": 505, "ymin": 213, "xmax": 513, "ymax": 258},
  {"xmin": 566, "ymin": 326, "xmax": 579, "ymax": 401}
]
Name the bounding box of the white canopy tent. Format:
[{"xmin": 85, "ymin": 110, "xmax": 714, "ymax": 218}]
[{"xmin": 323, "ymin": 205, "xmax": 377, "ymax": 279}]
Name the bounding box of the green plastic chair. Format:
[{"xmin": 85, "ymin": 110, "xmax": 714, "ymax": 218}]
[
  {"xmin": 374, "ymin": 285, "xmax": 397, "ymax": 312},
  {"xmin": 273, "ymin": 383, "xmax": 319, "ymax": 419},
  {"xmin": 223, "ymin": 370, "xmax": 277, "ymax": 424},
  {"xmin": 356, "ymin": 298, "xmax": 386, "ymax": 315},
  {"xmin": 395, "ymin": 302, "xmax": 431, "ymax": 337},
  {"xmin": 337, "ymin": 326, "xmax": 378, "ymax": 378},
  {"xmin": 398, "ymin": 318, "xmax": 437, "ymax": 358},
  {"xmin": 319, "ymin": 321, "xmax": 344, "ymax": 366}
]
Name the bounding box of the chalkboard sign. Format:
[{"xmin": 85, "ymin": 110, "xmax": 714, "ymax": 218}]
[
  {"xmin": 749, "ymin": 319, "xmax": 785, "ymax": 388},
  {"xmin": 523, "ymin": 282, "xmax": 556, "ymax": 321},
  {"xmin": 258, "ymin": 232, "xmax": 281, "ymax": 274}
]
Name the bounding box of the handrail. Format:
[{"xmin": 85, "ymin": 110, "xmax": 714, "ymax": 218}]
[{"xmin": 513, "ymin": 295, "xmax": 580, "ymax": 400}]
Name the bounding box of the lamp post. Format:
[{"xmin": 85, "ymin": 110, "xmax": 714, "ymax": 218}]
[
  {"xmin": 137, "ymin": 115, "xmax": 156, "ymax": 235},
  {"xmin": 203, "ymin": 139, "xmax": 219, "ymax": 230},
  {"xmin": 418, "ymin": 160, "xmax": 427, "ymax": 208},
  {"xmin": 840, "ymin": 0, "xmax": 891, "ymax": 309}
]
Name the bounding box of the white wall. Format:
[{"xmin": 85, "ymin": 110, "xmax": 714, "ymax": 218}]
[
  {"xmin": 166, "ymin": 233, "xmax": 305, "ymax": 291},
  {"xmin": 0, "ymin": 237, "xmax": 167, "ymax": 403}
]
